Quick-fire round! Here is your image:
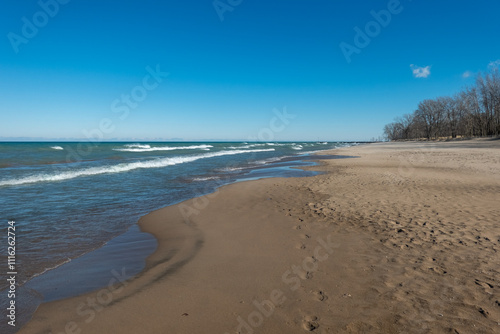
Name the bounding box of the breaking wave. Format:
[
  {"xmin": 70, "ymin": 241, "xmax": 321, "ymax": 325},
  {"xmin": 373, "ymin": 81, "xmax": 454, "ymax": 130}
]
[{"xmin": 0, "ymin": 149, "xmax": 275, "ymax": 187}]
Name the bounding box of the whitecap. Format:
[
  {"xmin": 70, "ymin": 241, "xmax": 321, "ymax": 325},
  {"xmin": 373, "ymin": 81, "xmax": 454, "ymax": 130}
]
[
  {"xmin": 192, "ymin": 176, "xmax": 220, "ymax": 182},
  {"xmin": 124, "ymin": 144, "xmax": 151, "ymax": 149},
  {"xmin": 0, "ymin": 148, "xmax": 275, "ymax": 187}
]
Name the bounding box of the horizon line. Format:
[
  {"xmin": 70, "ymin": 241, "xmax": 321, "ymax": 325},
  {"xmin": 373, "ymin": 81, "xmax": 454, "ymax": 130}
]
[{"xmin": 0, "ymin": 138, "xmax": 366, "ymax": 143}]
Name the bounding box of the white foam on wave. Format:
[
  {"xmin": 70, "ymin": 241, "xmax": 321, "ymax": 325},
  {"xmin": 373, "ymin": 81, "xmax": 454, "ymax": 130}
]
[
  {"xmin": 26, "ymin": 257, "xmax": 72, "ymax": 282},
  {"xmin": 266, "ymin": 143, "xmax": 287, "ymax": 146},
  {"xmin": 125, "ymin": 143, "xmax": 151, "ymax": 149},
  {"xmin": 291, "ymin": 145, "xmax": 303, "ymax": 150},
  {"xmin": 253, "ymin": 156, "xmax": 284, "ymax": 165},
  {"xmin": 228, "ymin": 143, "xmax": 267, "ymax": 149},
  {"xmin": 50, "ymin": 146, "xmax": 64, "ymax": 150},
  {"xmin": 0, "ymin": 148, "xmax": 275, "ymax": 187},
  {"xmin": 192, "ymin": 176, "xmax": 220, "ymax": 182},
  {"xmin": 218, "ymin": 166, "xmax": 247, "ymax": 172},
  {"xmin": 228, "ymin": 145, "xmax": 249, "ymax": 149},
  {"xmin": 115, "ymin": 144, "xmax": 213, "ymax": 152}
]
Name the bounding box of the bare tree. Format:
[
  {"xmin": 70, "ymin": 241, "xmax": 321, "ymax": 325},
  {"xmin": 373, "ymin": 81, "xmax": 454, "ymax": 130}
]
[
  {"xmin": 415, "ymin": 99, "xmax": 444, "ymax": 139},
  {"xmin": 438, "ymin": 96, "xmax": 459, "ymax": 138},
  {"xmin": 383, "ymin": 67, "xmax": 500, "ymax": 141}
]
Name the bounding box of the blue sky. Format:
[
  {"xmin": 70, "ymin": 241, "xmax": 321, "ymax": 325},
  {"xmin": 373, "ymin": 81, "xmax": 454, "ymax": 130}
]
[{"xmin": 1, "ymin": 0, "xmax": 499, "ymax": 141}]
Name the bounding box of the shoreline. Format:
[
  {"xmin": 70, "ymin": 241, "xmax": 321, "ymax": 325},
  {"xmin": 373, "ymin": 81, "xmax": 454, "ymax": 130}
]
[
  {"xmin": 0, "ymin": 224, "xmax": 157, "ymax": 333},
  {"xmin": 17, "ymin": 139, "xmax": 500, "ymax": 333},
  {"xmin": 0, "ymin": 142, "xmax": 349, "ymax": 296},
  {"xmin": 7, "ymin": 149, "xmax": 349, "ymax": 333}
]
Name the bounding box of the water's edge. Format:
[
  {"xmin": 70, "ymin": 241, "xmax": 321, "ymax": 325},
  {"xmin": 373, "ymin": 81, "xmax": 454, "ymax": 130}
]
[{"xmin": 5, "ymin": 151, "xmax": 356, "ymax": 333}]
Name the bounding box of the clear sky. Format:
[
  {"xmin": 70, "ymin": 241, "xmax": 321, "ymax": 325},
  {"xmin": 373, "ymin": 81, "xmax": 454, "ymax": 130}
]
[{"xmin": 1, "ymin": 0, "xmax": 499, "ymax": 141}]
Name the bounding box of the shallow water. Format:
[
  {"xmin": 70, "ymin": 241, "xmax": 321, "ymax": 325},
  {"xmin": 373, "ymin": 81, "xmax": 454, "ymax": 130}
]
[
  {"xmin": 0, "ymin": 142, "xmax": 354, "ymax": 288},
  {"xmin": 0, "ymin": 142, "xmax": 357, "ymax": 333}
]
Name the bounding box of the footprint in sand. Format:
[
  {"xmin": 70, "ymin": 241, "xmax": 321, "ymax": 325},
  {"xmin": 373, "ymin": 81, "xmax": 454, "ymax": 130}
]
[
  {"xmin": 302, "ymin": 315, "xmax": 319, "ymax": 331},
  {"xmin": 296, "ymin": 242, "xmax": 307, "ymax": 250},
  {"xmin": 295, "ymin": 268, "xmax": 313, "ymax": 280},
  {"xmin": 474, "ymin": 279, "xmax": 494, "ymax": 289},
  {"xmin": 298, "ymin": 270, "xmax": 313, "ymax": 280},
  {"xmin": 312, "ymin": 290, "xmax": 328, "ymax": 302}
]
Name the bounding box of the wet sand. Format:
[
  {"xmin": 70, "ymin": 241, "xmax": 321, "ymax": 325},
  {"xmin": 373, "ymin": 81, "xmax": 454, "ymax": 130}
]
[{"xmin": 18, "ymin": 139, "xmax": 500, "ymax": 333}]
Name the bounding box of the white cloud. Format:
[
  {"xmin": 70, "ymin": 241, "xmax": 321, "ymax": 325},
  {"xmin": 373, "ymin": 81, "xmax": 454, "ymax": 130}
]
[
  {"xmin": 488, "ymin": 59, "xmax": 500, "ymax": 70},
  {"xmin": 462, "ymin": 71, "xmax": 473, "ymax": 78},
  {"xmin": 410, "ymin": 64, "xmax": 431, "ymax": 78}
]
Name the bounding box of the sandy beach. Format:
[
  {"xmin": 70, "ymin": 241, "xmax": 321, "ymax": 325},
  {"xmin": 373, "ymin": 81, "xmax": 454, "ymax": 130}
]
[{"xmin": 18, "ymin": 139, "xmax": 500, "ymax": 334}]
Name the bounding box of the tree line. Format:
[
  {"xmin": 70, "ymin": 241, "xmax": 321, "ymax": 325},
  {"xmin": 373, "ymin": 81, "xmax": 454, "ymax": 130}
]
[{"xmin": 384, "ymin": 68, "xmax": 500, "ymax": 140}]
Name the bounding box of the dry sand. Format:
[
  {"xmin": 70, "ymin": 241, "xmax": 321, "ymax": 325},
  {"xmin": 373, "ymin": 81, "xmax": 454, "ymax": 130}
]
[{"xmin": 19, "ymin": 139, "xmax": 500, "ymax": 333}]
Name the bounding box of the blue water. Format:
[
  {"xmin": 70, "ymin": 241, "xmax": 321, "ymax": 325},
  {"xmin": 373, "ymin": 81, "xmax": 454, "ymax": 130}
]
[{"xmin": 0, "ymin": 141, "xmax": 354, "ymax": 291}]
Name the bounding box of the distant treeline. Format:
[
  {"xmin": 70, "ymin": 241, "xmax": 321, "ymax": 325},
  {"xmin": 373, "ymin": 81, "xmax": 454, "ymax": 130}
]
[{"xmin": 384, "ymin": 69, "xmax": 500, "ymax": 140}]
